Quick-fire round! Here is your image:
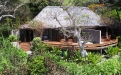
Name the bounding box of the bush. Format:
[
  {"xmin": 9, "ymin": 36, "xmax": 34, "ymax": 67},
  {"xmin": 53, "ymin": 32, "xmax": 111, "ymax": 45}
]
[
  {"xmin": 27, "ymin": 55, "xmax": 47, "ymax": 75},
  {"xmin": 8, "ymin": 35, "xmax": 18, "ymax": 42},
  {"xmin": 31, "ymin": 37, "xmax": 50, "ymax": 55},
  {"xmin": 118, "ymin": 36, "xmax": 121, "ymax": 48},
  {"xmin": 31, "ymin": 37, "xmax": 42, "ymax": 54},
  {"xmin": 87, "ymin": 52, "xmax": 102, "ymax": 65},
  {"xmin": 105, "ymin": 46, "xmax": 119, "ymax": 57},
  {"xmin": 96, "ymin": 58, "xmax": 121, "ymax": 75},
  {"xmin": 44, "ymin": 50, "xmax": 121, "ymax": 75},
  {"xmin": 51, "ymin": 46, "xmax": 61, "ymax": 56},
  {"xmin": 0, "ymin": 38, "xmax": 28, "ymax": 75},
  {"xmin": 32, "ymin": 37, "xmax": 41, "ymax": 46}
]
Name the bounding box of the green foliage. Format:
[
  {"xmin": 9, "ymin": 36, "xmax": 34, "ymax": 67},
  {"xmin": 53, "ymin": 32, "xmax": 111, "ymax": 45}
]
[
  {"xmin": 98, "ymin": 0, "xmax": 121, "ymax": 23},
  {"xmin": 32, "ymin": 37, "xmax": 41, "ymax": 45},
  {"xmin": 49, "ymin": 51, "xmax": 121, "ymax": 75},
  {"xmin": 0, "ymin": 38, "xmax": 28, "ymax": 74},
  {"xmin": 105, "ymin": 46, "xmax": 119, "ymax": 57},
  {"xmin": 31, "ymin": 37, "xmax": 50, "ymax": 55},
  {"xmin": 73, "ymin": 0, "xmax": 99, "ymax": 6},
  {"xmin": 27, "ymin": 55, "xmax": 47, "ymax": 75},
  {"xmin": 118, "ymin": 36, "xmax": 121, "ymax": 48},
  {"xmin": 64, "ymin": 50, "xmax": 68, "ymax": 60},
  {"xmin": 87, "ymin": 52, "xmax": 102, "ymax": 65},
  {"xmin": 45, "ymin": 52, "xmax": 61, "ymax": 62},
  {"xmin": 79, "ymin": 58, "xmax": 121, "ymax": 75},
  {"xmin": 28, "ymin": 0, "xmax": 49, "ymax": 18},
  {"xmin": 118, "ymin": 36, "xmax": 121, "ymax": 42},
  {"xmin": 0, "ymin": 18, "xmax": 12, "ymax": 37},
  {"xmin": 74, "ymin": 50, "xmax": 84, "ymax": 63},
  {"xmin": 51, "ymin": 46, "xmax": 61, "ymax": 56},
  {"xmin": 43, "ymin": 47, "xmax": 121, "ymax": 75},
  {"xmin": 8, "ymin": 35, "xmax": 18, "ymax": 42},
  {"xmin": 32, "ymin": 37, "xmax": 41, "ymax": 52},
  {"xmin": 96, "ymin": 58, "xmax": 121, "ymax": 75},
  {"xmin": 28, "ymin": 0, "xmax": 61, "ymax": 18}
]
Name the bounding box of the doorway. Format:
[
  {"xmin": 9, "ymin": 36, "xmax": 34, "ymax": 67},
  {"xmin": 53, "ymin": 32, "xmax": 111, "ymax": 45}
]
[{"xmin": 20, "ymin": 29, "xmax": 33, "ymax": 42}]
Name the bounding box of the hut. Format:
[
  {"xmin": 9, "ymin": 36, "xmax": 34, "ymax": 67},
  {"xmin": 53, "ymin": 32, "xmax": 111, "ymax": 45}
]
[{"xmin": 20, "ymin": 6, "xmax": 104, "ymax": 42}]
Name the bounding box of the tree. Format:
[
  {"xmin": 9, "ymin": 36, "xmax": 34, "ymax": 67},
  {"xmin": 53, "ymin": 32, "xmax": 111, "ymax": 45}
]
[
  {"xmin": 0, "ymin": 0, "xmax": 32, "ymax": 37},
  {"xmin": 28, "ymin": 0, "xmax": 61, "ymax": 18},
  {"xmin": 0, "ymin": 0, "xmax": 28, "ymax": 20},
  {"xmin": 98, "ymin": 0, "xmax": 121, "ymax": 23},
  {"xmin": 29, "ymin": 20, "xmax": 45, "ymax": 39},
  {"xmin": 56, "ymin": 7, "xmax": 89, "ymax": 57},
  {"xmin": 59, "ymin": 0, "xmax": 100, "ymax": 57},
  {"xmin": 35, "ymin": 0, "xmax": 99, "ymax": 57}
]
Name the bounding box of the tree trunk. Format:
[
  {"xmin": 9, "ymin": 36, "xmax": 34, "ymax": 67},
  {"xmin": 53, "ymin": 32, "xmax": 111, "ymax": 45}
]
[{"xmin": 74, "ymin": 29, "xmax": 88, "ymax": 57}]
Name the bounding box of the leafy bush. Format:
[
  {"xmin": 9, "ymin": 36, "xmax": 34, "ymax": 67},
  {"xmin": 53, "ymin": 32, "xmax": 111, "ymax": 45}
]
[
  {"xmin": 0, "ymin": 38, "xmax": 28, "ymax": 75},
  {"xmin": 8, "ymin": 35, "xmax": 18, "ymax": 42},
  {"xmin": 32, "ymin": 37, "xmax": 41, "ymax": 46},
  {"xmin": 51, "ymin": 46, "xmax": 61, "ymax": 56},
  {"xmin": 118, "ymin": 36, "xmax": 121, "ymax": 48},
  {"xmin": 31, "ymin": 37, "xmax": 50, "ymax": 55},
  {"xmin": 47, "ymin": 51, "xmax": 121, "ymax": 75},
  {"xmin": 118, "ymin": 36, "xmax": 121, "ymax": 42},
  {"xmin": 87, "ymin": 52, "xmax": 102, "ymax": 65},
  {"xmin": 73, "ymin": 50, "xmax": 84, "ymax": 64},
  {"xmin": 105, "ymin": 46, "xmax": 119, "ymax": 57},
  {"xmin": 27, "ymin": 55, "xmax": 47, "ymax": 75},
  {"xmin": 31, "ymin": 37, "xmax": 42, "ymax": 54},
  {"xmin": 96, "ymin": 58, "xmax": 121, "ymax": 75}
]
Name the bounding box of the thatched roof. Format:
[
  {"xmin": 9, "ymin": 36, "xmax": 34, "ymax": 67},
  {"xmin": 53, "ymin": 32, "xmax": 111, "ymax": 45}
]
[
  {"xmin": 33, "ymin": 6, "xmax": 104, "ymax": 28},
  {"xmin": 20, "ymin": 24, "xmax": 31, "ymax": 29}
]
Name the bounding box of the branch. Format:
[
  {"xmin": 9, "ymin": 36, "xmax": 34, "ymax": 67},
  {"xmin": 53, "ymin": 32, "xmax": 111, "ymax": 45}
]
[
  {"xmin": 0, "ymin": 0, "xmax": 10, "ymax": 14},
  {"xmin": 0, "ymin": 1, "xmax": 26, "ymax": 20},
  {"xmin": 0, "ymin": 15, "xmax": 15, "ymax": 20},
  {"xmin": 13, "ymin": 2, "xmax": 25, "ymax": 17},
  {"xmin": 81, "ymin": 32, "xmax": 93, "ymax": 44}
]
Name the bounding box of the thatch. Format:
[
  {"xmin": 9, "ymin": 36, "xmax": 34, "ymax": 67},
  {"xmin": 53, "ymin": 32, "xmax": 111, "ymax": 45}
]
[
  {"xmin": 33, "ymin": 6, "xmax": 104, "ymax": 28},
  {"xmin": 20, "ymin": 24, "xmax": 31, "ymax": 29}
]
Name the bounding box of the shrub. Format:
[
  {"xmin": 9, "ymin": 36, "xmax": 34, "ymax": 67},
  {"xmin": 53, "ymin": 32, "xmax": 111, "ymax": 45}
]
[
  {"xmin": 96, "ymin": 58, "xmax": 121, "ymax": 75},
  {"xmin": 51, "ymin": 46, "xmax": 61, "ymax": 56},
  {"xmin": 44, "ymin": 50, "xmax": 121, "ymax": 75},
  {"xmin": 31, "ymin": 37, "xmax": 42, "ymax": 54},
  {"xmin": 74, "ymin": 50, "xmax": 84, "ymax": 64},
  {"xmin": 118, "ymin": 36, "xmax": 121, "ymax": 48},
  {"xmin": 31, "ymin": 37, "xmax": 50, "ymax": 55},
  {"xmin": 8, "ymin": 35, "xmax": 18, "ymax": 42},
  {"xmin": 105, "ymin": 46, "xmax": 119, "ymax": 57},
  {"xmin": 32, "ymin": 37, "xmax": 41, "ymax": 46},
  {"xmin": 87, "ymin": 52, "xmax": 102, "ymax": 65},
  {"xmin": 27, "ymin": 55, "xmax": 47, "ymax": 75},
  {"xmin": 0, "ymin": 38, "xmax": 28, "ymax": 75}
]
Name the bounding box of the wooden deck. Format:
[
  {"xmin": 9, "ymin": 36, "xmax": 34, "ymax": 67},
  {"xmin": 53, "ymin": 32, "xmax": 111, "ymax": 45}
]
[
  {"xmin": 19, "ymin": 38, "xmax": 118, "ymax": 54},
  {"xmin": 43, "ymin": 38, "xmax": 118, "ymax": 51}
]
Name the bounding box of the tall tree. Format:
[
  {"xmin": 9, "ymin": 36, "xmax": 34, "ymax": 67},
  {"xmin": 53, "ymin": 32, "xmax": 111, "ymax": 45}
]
[
  {"xmin": 35, "ymin": 0, "xmax": 100, "ymax": 57},
  {"xmin": 60, "ymin": 0, "xmax": 100, "ymax": 57}
]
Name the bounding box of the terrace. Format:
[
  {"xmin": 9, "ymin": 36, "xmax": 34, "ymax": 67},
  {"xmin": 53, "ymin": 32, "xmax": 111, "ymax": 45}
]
[{"xmin": 43, "ymin": 38, "xmax": 118, "ymax": 54}]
